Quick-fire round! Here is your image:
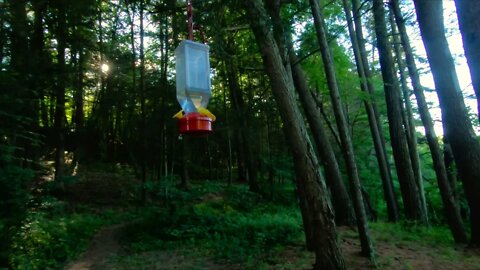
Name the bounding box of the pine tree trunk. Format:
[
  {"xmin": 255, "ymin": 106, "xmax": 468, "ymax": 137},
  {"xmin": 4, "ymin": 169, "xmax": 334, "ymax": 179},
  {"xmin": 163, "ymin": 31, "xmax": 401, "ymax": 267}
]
[
  {"xmin": 9, "ymin": 0, "xmax": 37, "ymax": 167},
  {"xmin": 223, "ymin": 38, "xmax": 260, "ymax": 192},
  {"xmin": 309, "ymin": 0, "xmax": 374, "ymax": 259},
  {"xmin": 344, "ymin": 0, "xmax": 399, "ymax": 222},
  {"xmin": 372, "ymin": 0, "xmax": 426, "ymax": 223},
  {"xmin": 389, "ymin": 0, "xmax": 467, "ymax": 243},
  {"xmin": 31, "ymin": 0, "xmax": 48, "ymax": 163},
  {"xmin": 74, "ymin": 49, "xmax": 85, "ymax": 130},
  {"xmin": 54, "ymin": 0, "xmax": 66, "ymax": 180},
  {"xmin": 267, "ymin": 0, "xmax": 354, "ymax": 228},
  {"xmin": 388, "ymin": 10, "xmax": 428, "ymax": 222},
  {"xmin": 443, "ymin": 142, "xmax": 459, "ymax": 201},
  {"xmin": 0, "ymin": 10, "xmax": 4, "ymax": 65},
  {"xmin": 290, "ymin": 49, "xmax": 355, "ymax": 228},
  {"xmin": 244, "ymin": 1, "xmax": 346, "ymax": 268},
  {"xmin": 455, "ymin": 0, "xmax": 480, "ymax": 122},
  {"xmin": 139, "ymin": 0, "xmax": 147, "ymax": 203},
  {"xmin": 414, "ymin": 0, "xmax": 480, "ymax": 246}
]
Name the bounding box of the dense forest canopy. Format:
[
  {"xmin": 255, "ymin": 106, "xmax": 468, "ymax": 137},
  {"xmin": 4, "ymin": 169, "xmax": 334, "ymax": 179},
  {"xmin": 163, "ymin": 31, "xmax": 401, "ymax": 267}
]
[{"xmin": 1, "ymin": 0, "xmax": 480, "ymax": 269}]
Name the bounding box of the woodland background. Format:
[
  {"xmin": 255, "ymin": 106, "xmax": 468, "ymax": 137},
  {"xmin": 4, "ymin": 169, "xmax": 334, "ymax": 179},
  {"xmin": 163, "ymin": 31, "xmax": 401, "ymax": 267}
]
[{"xmin": 1, "ymin": 0, "xmax": 480, "ymax": 269}]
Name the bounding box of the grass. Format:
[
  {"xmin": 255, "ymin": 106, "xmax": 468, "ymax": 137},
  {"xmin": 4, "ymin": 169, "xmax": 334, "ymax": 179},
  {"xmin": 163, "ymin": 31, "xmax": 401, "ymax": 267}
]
[
  {"xmin": 370, "ymin": 221, "xmax": 455, "ymax": 246},
  {"xmin": 364, "ymin": 221, "xmax": 480, "ymax": 269}
]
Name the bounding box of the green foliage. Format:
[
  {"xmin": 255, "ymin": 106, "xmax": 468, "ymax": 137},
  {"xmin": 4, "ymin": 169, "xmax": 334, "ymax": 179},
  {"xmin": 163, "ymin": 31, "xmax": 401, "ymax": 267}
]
[
  {"xmin": 0, "ymin": 165, "xmax": 32, "ymax": 222},
  {"xmin": 370, "ymin": 221, "xmax": 454, "ymax": 246},
  {"xmin": 0, "ymin": 145, "xmax": 34, "ymax": 266},
  {"xmin": 121, "ymin": 183, "xmax": 303, "ymax": 265},
  {"xmin": 9, "ymin": 211, "xmax": 104, "ymax": 270}
]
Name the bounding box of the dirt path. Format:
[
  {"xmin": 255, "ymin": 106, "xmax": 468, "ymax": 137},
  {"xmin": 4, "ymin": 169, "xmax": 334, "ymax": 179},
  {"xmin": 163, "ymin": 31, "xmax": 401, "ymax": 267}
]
[{"xmin": 65, "ymin": 223, "xmax": 127, "ymax": 270}]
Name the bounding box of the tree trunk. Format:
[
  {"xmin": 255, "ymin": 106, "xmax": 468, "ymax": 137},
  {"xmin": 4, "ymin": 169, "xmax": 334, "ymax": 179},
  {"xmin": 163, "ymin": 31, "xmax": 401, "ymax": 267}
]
[
  {"xmin": 8, "ymin": 0, "xmax": 28, "ymax": 77},
  {"xmin": 309, "ymin": 0, "xmax": 374, "ymax": 259},
  {"xmin": 244, "ymin": 1, "xmax": 346, "ymax": 268},
  {"xmin": 74, "ymin": 48, "xmax": 85, "ymax": 131},
  {"xmin": 224, "ymin": 37, "xmax": 260, "ymax": 193},
  {"xmin": 388, "ymin": 10, "xmax": 427, "ymax": 223},
  {"xmin": 344, "ymin": 0, "xmax": 399, "ymax": 222},
  {"xmin": 180, "ymin": 136, "xmax": 190, "ymax": 189},
  {"xmin": 455, "ymin": 0, "xmax": 480, "ymax": 122},
  {"xmin": 0, "ymin": 9, "xmax": 4, "ymax": 64},
  {"xmin": 389, "ymin": 0, "xmax": 467, "ymax": 243},
  {"xmin": 414, "ymin": 0, "xmax": 480, "ymax": 246},
  {"xmin": 372, "ymin": 0, "xmax": 426, "ymax": 223},
  {"xmin": 290, "ymin": 49, "xmax": 355, "ymax": 228},
  {"xmin": 251, "ymin": 0, "xmax": 314, "ymax": 241},
  {"xmin": 31, "ymin": 0, "xmax": 48, "ymax": 162},
  {"xmin": 54, "ymin": 0, "xmax": 67, "ymax": 180},
  {"xmin": 139, "ymin": 0, "xmax": 147, "ymax": 204},
  {"xmin": 443, "ymin": 142, "xmax": 459, "ymax": 201},
  {"xmin": 267, "ymin": 0, "xmax": 354, "ymax": 228},
  {"xmin": 9, "ymin": 0, "xmax": 37, "ymax": 167}
]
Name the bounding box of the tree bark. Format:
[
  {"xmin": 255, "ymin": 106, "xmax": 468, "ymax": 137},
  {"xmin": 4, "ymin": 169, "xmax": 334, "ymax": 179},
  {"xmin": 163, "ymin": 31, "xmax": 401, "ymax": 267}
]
[
  {"xmin": 139, "ymin": 0, "xmax": 147, "ymax": 204},
  {"xmin": 267, "ymin": 0, "xmax": 354, "ymax": 228},
  {"xmin": 372, "ymin": 0, "xmax": 426, "ymax": 223},
  {"xmin": 9, "ymin": 0, "xmax": 37, "ymax": 167},
  {"xmin": 388, "ymin": 10, "xmax": 428, "ymax": 223},
  {"xmin": 244, "ymin": 1, "xmax": 346, "ymax": 268},
  {"xmin": 344, "ymin": 0, "xmax": 399, "ymax": 222},
  {"xmin": 74, "ymin": 48, "xmax": 85, "ymax": 130},
  {"xmin": 455, "ymin": 0, "xmax": 480, "ymax": 122},
  {"xmin": 224, "ymin": 37, "xmax": 260, "ymax": 193},
  {"xmin": 309, "ymin": 0, "xmax": 374, "ymax": 259},
  {"xmin": 261, "ymin": 1, "xmax": 314, "ymax": 245},
  {"xmin": 414, "ymin": 0, "xmax": 480, "ymax": 246},
  {"xmin": 54, "ymin": 0, "xmax": 67, "ymax": 180},
  {"xmin": 290, "ymin": 49, "xmax": 355, "ymax": 228},
  {"xmin": 389, "ymin": 0, "xmax": 467, "ymax": 243}
]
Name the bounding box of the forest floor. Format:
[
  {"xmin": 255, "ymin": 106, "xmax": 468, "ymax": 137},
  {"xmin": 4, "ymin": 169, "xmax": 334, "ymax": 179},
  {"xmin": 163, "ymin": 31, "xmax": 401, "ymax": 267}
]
[
  {"xmin": 65, "ymin": 222, "xmax": 480, "ymax": 270},
  {"xmin": 26, "ymin": 164, "xmax": 480, "ymax": 270}
]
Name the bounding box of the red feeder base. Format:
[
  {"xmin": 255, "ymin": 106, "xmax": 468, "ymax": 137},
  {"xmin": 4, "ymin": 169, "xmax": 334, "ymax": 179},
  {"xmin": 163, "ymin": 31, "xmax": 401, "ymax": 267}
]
[{"xmin": 178, "ymin": 112, "xmax": 213, "ymax": 134}]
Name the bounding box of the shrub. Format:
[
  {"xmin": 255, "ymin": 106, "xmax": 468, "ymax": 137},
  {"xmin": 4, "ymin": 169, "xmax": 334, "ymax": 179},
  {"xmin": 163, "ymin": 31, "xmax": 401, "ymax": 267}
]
[
  {"xmin": 9, "ymin": 212, "xmax": 103, "ymax": 270},
  {"xmin": 0, "ymin": 162, "xmax": 33, "ymax": 267},
  {"xmin": 121, "ymin": 189, "xmax": 303, "ymax": 264}
]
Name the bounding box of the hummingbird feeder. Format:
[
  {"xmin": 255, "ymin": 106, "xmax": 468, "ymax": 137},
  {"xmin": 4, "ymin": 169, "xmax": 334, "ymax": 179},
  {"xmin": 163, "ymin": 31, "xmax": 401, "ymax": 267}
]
[{"xmin": 174, "ymin": 0, "xmax": 215, "ymax": 135}]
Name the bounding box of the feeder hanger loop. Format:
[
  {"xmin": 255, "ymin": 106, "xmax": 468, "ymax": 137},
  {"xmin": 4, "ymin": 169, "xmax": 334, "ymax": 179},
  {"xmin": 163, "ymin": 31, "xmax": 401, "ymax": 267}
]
[
  {"xmin": 187, "ymin": 0, "xmax": 194, "ymax": 40},
  {"xmin": 186, "ymin": 0, "xmax": 206, "ymax": 43}
]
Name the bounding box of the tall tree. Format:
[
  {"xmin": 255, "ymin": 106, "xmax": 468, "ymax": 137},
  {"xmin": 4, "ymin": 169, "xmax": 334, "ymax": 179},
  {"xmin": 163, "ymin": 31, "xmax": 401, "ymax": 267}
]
[
  {"xmin": 388, "ymin": 10, "xmax": 427, "ymax": 222},
  {"xmin": 309, "ymin": 0, "xmax": 374, "ymax": 259},
  {"xmin": 414, "ymin": 0, "xmax": 480, "ymax": 246},
  {"xmin": 8, "ymin": 0, "xmax": 36, "ymax": 168},
  {"xmin": 345, "ymin": 0, "xmax": 399, "ymax": 222},
  {"xmin": 139, "ymin": 0, "xmax": 148, "ymax": 202},
  {"xmin": 267, "ymin": 0, "xmax": 354, "ymax": 227},
  {"xmin": 372, "ymin": 0, "xmax": 426, "ymax": 223},
  {"xmin": 243, "ymin": 1, "xmax": 346, "ymax": 268},
  {"xmin": 54, "ymin": 0, "xmax": 67, "ymax": 180},
  {"xmin": 455, "ymin": 0, "xmax": 480, "ymax": 121},
  {"xmin": 290, "ymin": 49, "xmax": 355, "ymax": 227},
  {"xmin": 389, "ymin": 0, "xmax": 467, "ymax": 243},
  {"xmin": 31, "ymin": 0, "xmax": 48, "ymax": 131},
  {"xmin": 224, "ymin": 37, "xmax": 260, "ymax": 193}
]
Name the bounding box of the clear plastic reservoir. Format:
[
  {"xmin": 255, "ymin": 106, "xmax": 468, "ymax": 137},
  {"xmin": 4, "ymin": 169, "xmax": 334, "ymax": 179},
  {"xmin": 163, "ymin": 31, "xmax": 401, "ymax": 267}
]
[{"xmin": 175, "ymin": 40, "xmax": 211, "ymax": 114}]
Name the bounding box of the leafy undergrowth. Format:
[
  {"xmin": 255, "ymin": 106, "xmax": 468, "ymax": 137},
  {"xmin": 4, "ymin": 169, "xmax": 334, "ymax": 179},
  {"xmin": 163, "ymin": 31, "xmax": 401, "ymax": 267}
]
[
  {"xmin": 6, "ymin": 163, "xmax": 140, "ymax": 270},
  {"xmin": 7, "ymin": 196, "xmax": 139, "ymax": 270},
  {"xmin": 7, "ymin": 164, "xmax": 480, "ymax": 270},
  {"xmin": 109, "ymin": 181, "xmax": 480, "ymax": 270},
  {"xmin": 114, "ymin": 182, "xmax": 304, "ymax": 269},
  {"xmin": 364, "ymin": 222, "xmax": 480, "ymax": 269}
]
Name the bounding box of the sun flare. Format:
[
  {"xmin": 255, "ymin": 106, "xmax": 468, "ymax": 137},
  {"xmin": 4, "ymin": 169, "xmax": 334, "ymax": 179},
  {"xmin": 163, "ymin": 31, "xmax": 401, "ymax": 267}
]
[{"xmin": 101, "ymin": 63, "xmax": 110, "ymax": 73}]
